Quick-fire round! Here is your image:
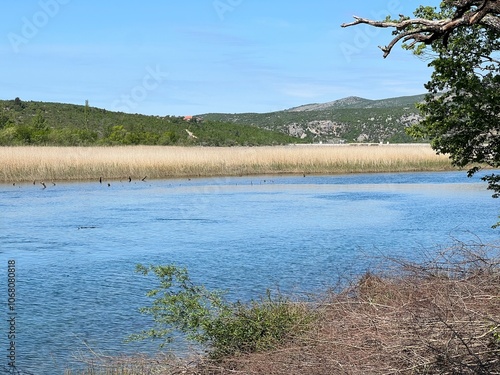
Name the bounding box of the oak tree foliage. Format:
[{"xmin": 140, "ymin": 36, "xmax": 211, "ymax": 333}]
[{"xmin": 343, "ymin": 1, "xmax": 500, "ymax": 196}]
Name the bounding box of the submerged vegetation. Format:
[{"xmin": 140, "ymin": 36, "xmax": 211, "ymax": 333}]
[
  {"xmin": 0, "ymin": 144, "xmax": 453, "ymax": 183},
  {"xmin": 68, "ymin": 242, "xmax": 500, "ymax": 374}
]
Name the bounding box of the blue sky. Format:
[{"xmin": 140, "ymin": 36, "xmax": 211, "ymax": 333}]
[{"xmin": 1, "ymin": 1, "xmax": 440, "ymax": 116}]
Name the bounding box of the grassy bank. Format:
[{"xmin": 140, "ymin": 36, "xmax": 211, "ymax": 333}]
[
  {"xmin": 0, "ymin": 144, "xmax": 453, "ymax": 183},
  {"xmin": 68, "ymin": 242, "xmax": 500, "ymax": 374}
]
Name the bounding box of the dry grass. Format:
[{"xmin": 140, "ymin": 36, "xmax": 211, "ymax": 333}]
[
  {"xmin": 0, "ymin": 144, "xmax": 453, "ymax": 183},
  {"xmin": 65, "ymin": 351, "xmax": 202, "ymax": 375},
  {"xmin": 201, "ymin": 243, "xmax": 500, "ymax": 375},
  {"xmin": 69, "ymin": 242, "xmax": 500, "ymax": 375}
]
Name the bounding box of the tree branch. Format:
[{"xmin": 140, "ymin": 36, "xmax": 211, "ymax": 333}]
[{"xmin": 341, "ymin": 0, "xmax": 500, "ymax": 57}]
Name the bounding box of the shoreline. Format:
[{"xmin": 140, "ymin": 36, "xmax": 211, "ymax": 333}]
[{"xmin": 0, "ymin": 144, "xmax": 455, "ymax": 183}]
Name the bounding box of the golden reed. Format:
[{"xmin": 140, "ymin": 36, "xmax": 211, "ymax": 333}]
[{"xmin": 0, "ymin": 144, "xmax": 453, "ymax": 183}]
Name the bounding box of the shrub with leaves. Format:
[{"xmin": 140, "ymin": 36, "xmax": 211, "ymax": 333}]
[
  {"xmin": 130, "ymin": 264, "xmax": 314, "ymax": 359},
  {"xmin": 206, "ymin": 290, "xmax": 313, "ymax": 358}
]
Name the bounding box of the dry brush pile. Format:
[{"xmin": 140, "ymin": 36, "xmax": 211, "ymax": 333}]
[{"xmin": 195, "ymin": 242, "xmax": 500, "ymax": 375}]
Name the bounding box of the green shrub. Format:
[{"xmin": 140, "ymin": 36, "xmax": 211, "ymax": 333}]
[
  {"xmin": 130, "ymin": 264, "xmax": 315, "ymax": 359},
  {"xmin": 0, "ymin": 126, "xmax": 17, "ymax": 145},
  {"xmin": 207, "ymin": 290, "xmax": 313, "ymax": 358}
]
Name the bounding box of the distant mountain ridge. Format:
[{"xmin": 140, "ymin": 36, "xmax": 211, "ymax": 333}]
[
  {"xmin": 285, "ymin": 94, "xmax": 426, "ymax": 112},
  {"xmin": 286, "ymin": 96, "xmax": 368, "ymax": 112},
  {"xmin": 199, "ymin": 94, "xmax": 426, "ymax": 144}
]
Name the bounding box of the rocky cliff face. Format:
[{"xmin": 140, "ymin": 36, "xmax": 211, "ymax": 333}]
[
  {"xmin": 288, "ymin": 120, "xmax": 344, "ymax": 138},
  {"xmin": 283, "ymin": 113, "xmax": 422, "ymax": 144}
]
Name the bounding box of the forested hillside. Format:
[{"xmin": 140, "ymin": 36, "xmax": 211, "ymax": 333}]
[
  {"xmin": 0, "ymin": 98, "xmax": 301, "ymax": 146},
  {"xmin": 0, "ymin": 94, "xmax": 425, "ymax": 146}
]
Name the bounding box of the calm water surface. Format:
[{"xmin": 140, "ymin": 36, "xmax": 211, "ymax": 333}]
[{"xmin": 0, "ymin": 171, "xmax": 499, "ymax": 374}]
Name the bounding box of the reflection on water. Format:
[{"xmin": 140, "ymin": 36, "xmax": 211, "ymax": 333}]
[{"xmin": 0, "ymin": 171, "xmax": 499, "ymax": 373}]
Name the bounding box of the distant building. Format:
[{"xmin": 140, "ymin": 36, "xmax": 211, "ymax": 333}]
[{"xmin": 183, "ymin": 115, "xmax": 203, "ymax": 123}]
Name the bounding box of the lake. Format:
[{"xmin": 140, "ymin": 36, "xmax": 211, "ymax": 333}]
[{"xmin": 0, "ymin": 171, "xmax": 499, "ymax": 374}]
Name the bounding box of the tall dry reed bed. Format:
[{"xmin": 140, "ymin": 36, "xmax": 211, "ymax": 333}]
[{"xmin": 0, "ymin": 144, "xmax": 453, "ymax": 183}]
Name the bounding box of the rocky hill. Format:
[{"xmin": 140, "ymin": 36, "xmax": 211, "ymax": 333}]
[{"xmin": 199, "ymin": 94, "xmax": 426, "ymax": 144}]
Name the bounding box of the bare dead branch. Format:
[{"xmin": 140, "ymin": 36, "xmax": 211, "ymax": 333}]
[{"xmin": 341, "ymin": 0, "xmax": 500, "ymax": 57}]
